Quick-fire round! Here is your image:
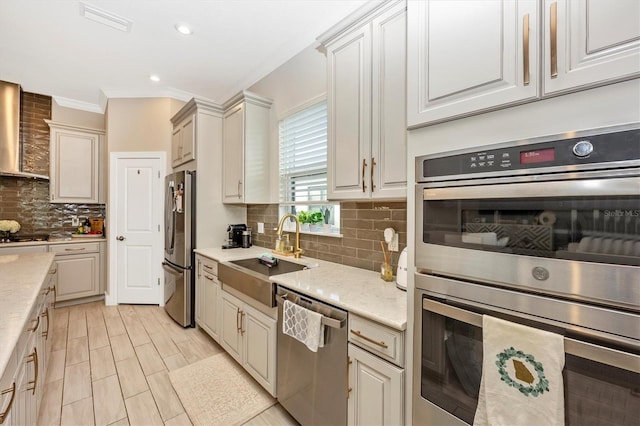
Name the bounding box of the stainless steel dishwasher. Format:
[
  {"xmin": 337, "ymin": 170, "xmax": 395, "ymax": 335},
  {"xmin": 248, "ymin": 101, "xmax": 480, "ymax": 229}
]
[{"xmin": 276, "ymin": 285, "xmax": 348, "ymax": 426}]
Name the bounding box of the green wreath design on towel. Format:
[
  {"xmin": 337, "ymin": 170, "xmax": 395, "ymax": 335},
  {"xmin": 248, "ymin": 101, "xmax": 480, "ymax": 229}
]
[{"xmin": 495, "ymin": 347, "xmax": 549, "ymax": 397}]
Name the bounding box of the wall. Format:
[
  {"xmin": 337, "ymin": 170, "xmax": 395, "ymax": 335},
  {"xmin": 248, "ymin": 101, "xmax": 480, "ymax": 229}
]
[
  {"xmin": 0, "ymin": 91, "xmax": 105, "ymax": 234},
  {"xmin": 248, "ymin": 201, "xmax": 407, "ymax": 273},
  {"xmin": 105, "ymin": 97, "xmax": 182, "ymax": 173},
  {"xmin": 52, "ymin": 100, "xmax": 105, "ymax": 130}
]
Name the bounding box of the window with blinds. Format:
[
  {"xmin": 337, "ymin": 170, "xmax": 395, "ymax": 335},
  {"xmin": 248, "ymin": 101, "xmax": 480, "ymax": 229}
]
[{"xmin": 279, "ymin": 101, "xmax": 327, "ymax": 203}]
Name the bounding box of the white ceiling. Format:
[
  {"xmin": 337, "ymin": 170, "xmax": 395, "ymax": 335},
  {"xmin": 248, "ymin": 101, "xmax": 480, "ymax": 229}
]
[{"xmin": 0, "ymin": 0, "xmax": 372, "ymax": 112}]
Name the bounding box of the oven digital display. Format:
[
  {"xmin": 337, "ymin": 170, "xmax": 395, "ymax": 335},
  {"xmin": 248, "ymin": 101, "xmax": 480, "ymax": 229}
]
[{"xmin": 520, "ymin": 148, "xmax": 555, "ymax": 164}]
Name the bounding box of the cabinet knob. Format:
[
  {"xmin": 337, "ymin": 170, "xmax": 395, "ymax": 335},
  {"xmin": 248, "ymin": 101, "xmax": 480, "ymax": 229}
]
[{"xmin": 116, "ymin": 235, "xmax": 126, "ymax": 241}]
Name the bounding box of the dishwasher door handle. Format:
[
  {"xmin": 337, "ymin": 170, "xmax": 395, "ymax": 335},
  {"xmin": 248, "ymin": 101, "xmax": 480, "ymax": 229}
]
[{"xmin": 276, "ymin": 293, "xmax": 346, "ymax": 329}]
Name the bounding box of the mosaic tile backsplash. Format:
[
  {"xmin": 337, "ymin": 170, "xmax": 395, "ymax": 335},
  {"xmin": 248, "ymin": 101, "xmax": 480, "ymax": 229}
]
[
  {"xmin": 0, "ymin": 91, "xmax": 105, "ymax": 235},
  {"xmin": 247, "ymin": 201, "xmax": 407, "ymax": 273}
]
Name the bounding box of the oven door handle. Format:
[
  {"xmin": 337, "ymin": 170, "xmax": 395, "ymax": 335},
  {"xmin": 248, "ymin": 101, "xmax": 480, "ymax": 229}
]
[
  {"xmin": 423, "ymin": 298, "xmax": 639, "ymax": 373},
  {"xmin": 422, "ymin": 176, "xmax": 639, "ymax": 200}
]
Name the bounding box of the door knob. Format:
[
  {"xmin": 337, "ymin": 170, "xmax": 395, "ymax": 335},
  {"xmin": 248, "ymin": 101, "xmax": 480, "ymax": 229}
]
[{"xmin": 116, "ymin": 235, "xmax": 126, "ymax": 241}]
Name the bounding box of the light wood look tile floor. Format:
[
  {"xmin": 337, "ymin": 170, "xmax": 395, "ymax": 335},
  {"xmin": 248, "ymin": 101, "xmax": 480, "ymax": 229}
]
[{"xmin": 38, "ymin": 301, "xmax": 298, "ymax": 426}]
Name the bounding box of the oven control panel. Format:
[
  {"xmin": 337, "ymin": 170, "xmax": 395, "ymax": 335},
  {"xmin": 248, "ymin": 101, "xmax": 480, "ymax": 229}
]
[{"xmin": 420, "ymin": 128, "xmax": 639, "ymax": 179}]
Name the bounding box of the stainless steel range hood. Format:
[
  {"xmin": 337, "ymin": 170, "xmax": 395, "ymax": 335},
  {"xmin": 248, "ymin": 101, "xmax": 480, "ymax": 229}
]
[{"xmin": 0, "ymin": 80, "xmax": 49, "ymax": 180}]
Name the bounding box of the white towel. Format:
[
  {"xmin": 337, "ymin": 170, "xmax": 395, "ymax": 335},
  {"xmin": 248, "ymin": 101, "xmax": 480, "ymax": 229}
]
[
  {"xmin": 282, "ymin": 300, "xmax": 324, "ymax": 352},
  {"xmin": 474, "ymin": 315, "xmax": 565, "ymax": 426}
]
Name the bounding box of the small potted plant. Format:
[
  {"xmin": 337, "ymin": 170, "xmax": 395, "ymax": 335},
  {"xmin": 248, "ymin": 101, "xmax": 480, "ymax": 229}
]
[
  {"xmin": 309, "ymin": 211, "xmax": 324, "ymax": 232},
  {"xmin": 297, "ymin": 210, "xmax": 311, "ymax": 231}
]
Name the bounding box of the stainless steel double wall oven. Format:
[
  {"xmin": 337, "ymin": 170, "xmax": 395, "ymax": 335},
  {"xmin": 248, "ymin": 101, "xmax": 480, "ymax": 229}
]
[{"xmin": 413, "ymin": 124, "xmax": 640, "ymax": 425}]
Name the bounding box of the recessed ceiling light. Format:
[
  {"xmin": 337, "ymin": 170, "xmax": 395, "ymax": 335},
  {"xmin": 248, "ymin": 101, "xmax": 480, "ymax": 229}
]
[
  {"xmin": 79, "ymin": 2, "xmax": 132, "ymax": 32},
  {"xmin": 175, "ymin": 22, "xmax": 193, "ymax": 35},
  {"xmin": 149, "ymin": 75, "xmax": 160, "ymax": 82}
]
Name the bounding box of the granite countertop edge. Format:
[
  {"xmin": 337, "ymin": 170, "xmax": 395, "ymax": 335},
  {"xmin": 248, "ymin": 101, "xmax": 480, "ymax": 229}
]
[{"xmin": 194, "ymin": 246, "xmax": 407, "ymax": 331}]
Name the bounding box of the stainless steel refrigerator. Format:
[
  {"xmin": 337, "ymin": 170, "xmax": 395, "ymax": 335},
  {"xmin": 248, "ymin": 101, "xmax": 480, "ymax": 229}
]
[{"xmin": 163, "ymin": 170, "xmax": 195, "ymax": 327}]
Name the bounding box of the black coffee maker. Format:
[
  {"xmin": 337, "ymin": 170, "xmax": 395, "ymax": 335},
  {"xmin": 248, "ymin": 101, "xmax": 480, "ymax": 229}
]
[{"xmin": 222, "ymin": 224, "xmax": 247, "ymax": 249}]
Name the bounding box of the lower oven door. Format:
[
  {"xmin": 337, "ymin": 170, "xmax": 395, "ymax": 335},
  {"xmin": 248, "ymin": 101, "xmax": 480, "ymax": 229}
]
[{"xmin": 413, "ymin": 276, "xmax": 640, "ymax": 426}]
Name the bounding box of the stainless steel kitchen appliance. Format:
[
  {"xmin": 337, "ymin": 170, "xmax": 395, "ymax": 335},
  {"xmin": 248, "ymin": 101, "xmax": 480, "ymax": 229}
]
[
  {"xmin": 163, "ymin": 170, "xmax": 196, "ymax": 327},
  {"xmin": 413, "ymin": 124, "xmax": 640, "ymax": 425},
  {"xmin": 276, "ymin": 286, "xmax": 348, "ymax": 425}
]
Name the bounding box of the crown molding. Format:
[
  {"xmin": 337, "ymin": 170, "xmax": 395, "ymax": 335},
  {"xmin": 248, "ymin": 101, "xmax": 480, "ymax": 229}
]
[{"xmin": 53, "ymin": 96, "xmax": 104, "ymax": 114}]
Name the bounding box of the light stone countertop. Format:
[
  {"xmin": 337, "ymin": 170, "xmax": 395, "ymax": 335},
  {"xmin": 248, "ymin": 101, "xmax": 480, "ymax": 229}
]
[
  {"xmin": 194, "ymin": 246, "xmax": 407, "ymax": 331},
  {"xmin": 0, "ymin": 252, "xmax": 55, "ymax": 376}
]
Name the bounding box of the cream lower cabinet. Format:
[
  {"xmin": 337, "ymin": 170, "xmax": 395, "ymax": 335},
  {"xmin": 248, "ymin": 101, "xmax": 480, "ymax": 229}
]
[
  {"xmin": 220, "ymin": 290, "xmax": 277, "ymax": 396},
  {"xmin": 1, "ymin": 264, "xmax": 55, "ymax": 426},
  {"xmin": 347, "ymin": 314, "xmax": 405, "ymax": 426},
  {"xmin": 50, "ymin": 242, "xmax": 101, "ymax": 302},
  {"xmin": 348, "ymin": 344, "xmax": 404, "ymax": 426},
  {"xmin": 195, "ymin": 255, "xmax": 221, "ymax": 342},
  {"xmin": 322, "ymin": 0, "xmax": 407, "ymax": 200}
]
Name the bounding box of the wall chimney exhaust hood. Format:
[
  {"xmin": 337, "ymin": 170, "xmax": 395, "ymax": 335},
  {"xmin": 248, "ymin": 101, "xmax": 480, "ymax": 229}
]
[{"xmin": 0, "ymin": 80, "xmax": 49, "ymax": 180}]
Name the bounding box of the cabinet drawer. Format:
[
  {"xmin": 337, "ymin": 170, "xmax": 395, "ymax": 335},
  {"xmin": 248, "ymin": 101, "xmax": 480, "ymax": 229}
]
[
  {"xmin": 348, "ymin": 314, "xmax": 404, "ymax": 367},
  {"xmin": 50, "ymin": 242, "xmax": 100, "ymax": 255},
  {"xmin": 200, "ymin": 258, "xmax": 218, "ymax": 277}
]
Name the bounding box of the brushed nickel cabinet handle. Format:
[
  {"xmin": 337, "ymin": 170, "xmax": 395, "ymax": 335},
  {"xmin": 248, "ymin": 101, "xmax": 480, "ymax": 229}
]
[
  {"xmin": 237, "ymin": 180, "xmax": 242, "ymax": 198},
  {"xmin": 236, "ymin": 307, "xmax": 241, "ymax": 332},
  {"xmin": 523, "ymin": 13, "xmax": 530, "ymax": 85},
  {"xmin": 240, "ymin": 311, "xmax": 246, "ymax": 335},
  {"xmin": 370, "ymin": 157, "xmax": 376, "ymax": 192},
  {"xmin": 0, "ymin": 382, "xmax": 16, "ymax": 424},
  {"xmin": 550, "ymin": 2, "xmax": 558, "ymax": 78},
  {"xmin": 350, "ymin": 329, "xmax": 388, "ymax": 349},
  {"xmin": 361, "ymin": 159, "xmax": 367, "ymax": 192},
  {"xmin": 51, "ymin": 285, "xmax": 57, "ymax": 305},
  {"xmin": 197, "ymin": 260, "xmax": 201, "ymax": 279},
  {"xmin": 203, "ymin": 264, "xmax": 213, "ymax": 271},
  {"xmin": 27, "ymin": 348, "xmax": 38, "ymax": 395},
  {"xmin": 65, "ymin": 247, "xmax": 87, "ymax": 251},
  {"xmin": 205, "ymin": 275, "xmax": 214, "ymax": 281}
]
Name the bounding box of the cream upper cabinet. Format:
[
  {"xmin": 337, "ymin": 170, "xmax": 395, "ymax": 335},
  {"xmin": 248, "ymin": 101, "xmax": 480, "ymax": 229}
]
[
  {"xmin": 407, "ymin": 0, "xmax": 539, "ymax": 127},
  {"xmin": 323, "ymin": 1, "xmax": 407, "ymax": 200},
  {"xmin": 171, "ymin": 113, "xmax": 195, "ymax": 167},
  {"xmin": 47, "ymin": 121, "xmax": 105, "ymax": 204},
  {"xmin": 221, "ymin": 91, "xmax": 272, "ymax": 204},
  {"xmin": 407, "ymin": 0, "xmax": 640, "ymax": 128},
  {"xmin": 543, "ymin": 0, "xmax": 640, "ymax": 95}
]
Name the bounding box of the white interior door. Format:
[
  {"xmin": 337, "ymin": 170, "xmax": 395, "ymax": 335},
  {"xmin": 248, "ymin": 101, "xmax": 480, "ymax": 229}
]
[{"xmin": 109, "ymin": 153, "xmax": 164, "ymax": 305}]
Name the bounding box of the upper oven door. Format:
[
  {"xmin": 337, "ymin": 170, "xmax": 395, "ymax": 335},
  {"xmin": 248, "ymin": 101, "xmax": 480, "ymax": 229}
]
[{"xmin": 415, "ymin": 171, "xmax": 640, "ymax": 311}]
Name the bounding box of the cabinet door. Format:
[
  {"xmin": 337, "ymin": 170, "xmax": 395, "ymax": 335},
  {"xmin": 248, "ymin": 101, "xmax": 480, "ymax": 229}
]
[
  {"xmin": 327, "ymin": 23, "xmax": 372, "ymax": 200},
  {"xmin": 371, "ymin": 2, "xmax": 407, "ymax": 199},
  {"xmin": 220, "ymin": 292, "xmax": 243, "ymax": 362},
  {"xmin": 222, "ymin": 105, "xmax": 245, "ymax": 203},
  {"xmin": 543, "ymin": 0, "xmax": 640, "ymax": 94},
  {"xmin": 407, "ymin": 0, "xmax": 538, "ymax": 127},
  {"xmin": 242, "ymin": 304, "xmax": 276, "ymax": 396},
  {"xmin": 54, "ymin": 253, "xmax": 99, "ymax": 301},
  {"xmin": 50, "ymin": 127, "xmax": 100, "ymax": 203},
  {"xmin": 202, "ymin": 274, "xmax": 221, "ymax": 342},
  {"xmin": 348, "ymin": 344, "xmax": 404, "ymax": 426},
  {"xmin": 171, "ymin": 127, "xmax": 182, "ymax": 167},
  {"xmin": 180, "ymin": 115, "xmax": 195, "ymax": 164}
]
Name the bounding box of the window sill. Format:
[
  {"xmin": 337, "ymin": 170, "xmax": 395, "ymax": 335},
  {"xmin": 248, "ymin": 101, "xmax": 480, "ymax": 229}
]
[{"xmin": 280, "ymin": 228, "xmax": 343, "ymax": 238}]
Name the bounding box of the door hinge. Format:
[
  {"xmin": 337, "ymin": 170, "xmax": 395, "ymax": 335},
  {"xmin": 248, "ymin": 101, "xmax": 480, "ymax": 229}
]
[
  {"xmin": 158, "ymin": 278, "xmax": 160, "ymax": 286},
  {"xmin": 158, "ymin": 224, "xmax": 160, "ymax": 232}
]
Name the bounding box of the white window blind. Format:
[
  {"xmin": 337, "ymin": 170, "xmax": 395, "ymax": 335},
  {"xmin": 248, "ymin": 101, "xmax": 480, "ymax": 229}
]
[{"xmin": 279, "ymin": 102, "xmax": 328, "ymax": 203}]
